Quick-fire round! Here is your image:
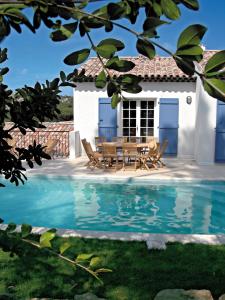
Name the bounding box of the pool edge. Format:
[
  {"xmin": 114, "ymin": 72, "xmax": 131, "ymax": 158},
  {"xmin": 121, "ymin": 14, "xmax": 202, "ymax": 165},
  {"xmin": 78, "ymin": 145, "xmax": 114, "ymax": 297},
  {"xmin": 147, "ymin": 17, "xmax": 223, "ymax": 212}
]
[{"xmin": 2, "ymin": 224, "xmax": 225, "ymax": 250}]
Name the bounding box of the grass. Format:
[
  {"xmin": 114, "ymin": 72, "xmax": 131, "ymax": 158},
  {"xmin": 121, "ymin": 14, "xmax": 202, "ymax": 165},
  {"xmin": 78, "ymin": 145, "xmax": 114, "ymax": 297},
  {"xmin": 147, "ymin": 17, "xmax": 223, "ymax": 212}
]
[{"xmin": 1, "ymin": 238, "xmax": 225, "ymax": 299}]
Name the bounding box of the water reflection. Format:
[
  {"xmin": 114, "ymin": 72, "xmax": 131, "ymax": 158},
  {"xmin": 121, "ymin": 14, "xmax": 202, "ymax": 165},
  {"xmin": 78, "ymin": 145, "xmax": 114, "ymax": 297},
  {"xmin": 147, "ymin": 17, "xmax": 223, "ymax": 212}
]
[
  {"xmin": 73, "ymin": 181, "xmax": 225, "ymax": 234},
  {"xmin": 1, "ymin": 177, "xmax": 225, "ymax": 234}
]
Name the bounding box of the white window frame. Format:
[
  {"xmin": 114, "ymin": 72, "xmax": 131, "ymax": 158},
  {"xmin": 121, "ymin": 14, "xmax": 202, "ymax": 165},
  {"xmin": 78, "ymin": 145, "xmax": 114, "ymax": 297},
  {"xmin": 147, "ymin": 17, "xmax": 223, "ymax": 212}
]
[{"xmin": 120, "ymin": 98, "xmax": 157, "ymax": 140}]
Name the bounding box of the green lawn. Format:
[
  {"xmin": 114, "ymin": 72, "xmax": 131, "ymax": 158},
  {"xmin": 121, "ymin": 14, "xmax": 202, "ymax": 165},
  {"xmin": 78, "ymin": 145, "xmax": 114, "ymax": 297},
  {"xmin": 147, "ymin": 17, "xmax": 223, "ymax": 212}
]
[{"xmin": 1, "ymin": 238, "xmax": 225, "ymax": 300}]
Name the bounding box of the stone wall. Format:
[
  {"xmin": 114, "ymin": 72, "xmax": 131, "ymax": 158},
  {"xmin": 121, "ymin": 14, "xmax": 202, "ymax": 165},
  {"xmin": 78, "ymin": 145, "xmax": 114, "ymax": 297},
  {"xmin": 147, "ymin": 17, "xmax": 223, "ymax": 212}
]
[{"xmin": 5, "ymin": 122, "xmax": 74, "ymax": 158}]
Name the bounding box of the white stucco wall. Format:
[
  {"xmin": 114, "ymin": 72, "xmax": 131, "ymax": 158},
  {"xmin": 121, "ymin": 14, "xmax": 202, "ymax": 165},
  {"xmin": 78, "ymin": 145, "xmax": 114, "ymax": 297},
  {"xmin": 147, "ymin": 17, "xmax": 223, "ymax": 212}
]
[
  {"xmin": 74, "ymin": 81, "xmax": 196, "ymax": 159},
  {"xmin": 194, "ymin": 77, "xmax": 217, "ymax": 165}
]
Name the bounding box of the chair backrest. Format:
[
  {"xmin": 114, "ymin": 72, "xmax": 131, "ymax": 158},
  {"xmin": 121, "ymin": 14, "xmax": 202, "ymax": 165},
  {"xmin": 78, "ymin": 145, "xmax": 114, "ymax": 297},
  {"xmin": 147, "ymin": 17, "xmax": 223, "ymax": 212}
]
[
  {"xmin": 81, "ymin": 139, "xmax": 92, "ymax": 159},
  {"xmin": 6, "ymin": 138, "xmax": 16, "ymax": 147},
  {"xmin": 81, "ymin": 138, "xmax": 88, "ymax": 153},
  {"xmin": 129, "ymin": 137, "xmax": 141, "ymax": 143},
  {"xmin": 148, "ymin": 139, "xmax": 157, "ymax": 150},
  {"xmin": 122, "ymin": 143, "xmax": 138, "ymax": 154},
  {"xmin": 112, "ymin": 137, "xmax": 127, "ymax": 143},
  {"xmin": 159, "ymin": 139, "xmax": 168, "ymax": 157},
  {"xmin": 95, "ymin": 136, "xmax": 106, "ymax": 145},
  {"xmin": 45, "ymin": 139, "xmax": 58, "ymax": 154},
  {"xmin": 86, "ymin": 142, "xmax": 95, "ymax": 155},
  {"xmin": 102, "ymin": 143, "xmax": 117, "ymax": 155},
  {"xmin": 146, "ymin": 136, "xmax": 155, "ymax": 143}
]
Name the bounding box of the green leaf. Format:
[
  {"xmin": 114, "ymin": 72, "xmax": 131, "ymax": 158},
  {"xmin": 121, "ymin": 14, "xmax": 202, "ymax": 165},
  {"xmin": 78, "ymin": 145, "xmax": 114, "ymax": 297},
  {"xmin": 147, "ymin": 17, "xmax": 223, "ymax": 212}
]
[
  {"xmin": 107, "ymin": 81, "xmax": 118, "ymax": 97},
  {"xmin": 6, "ymin": 8, "xmax": 35, "ymax": 32},
  {"xmin": 177, "ymin": 24, "xmax": 207, "ymax": 48},
  {"xmin": 50, "ymin": 78, "xmax": 60, "ymax": 89},
  {"xmin": 60, "ymin": 82, "xmax": 77, "ymax": 88},
  {"xmin": 0, "ymin": 67, "xmax": 9, "ymax": 76},
  {"xmin": 76, "ymin": 253, "xmax": 94, "ymax": 261},
  {"xmin": 107, "ymin": 3, "xmax": 125, "ymax": 20},
  {"xmin": 203, "ymin": 78, "xmax": 225, "ymax": 102},
  {"xmin": 204, "ymin": 50, "xmax": 225, "ymax": 74},
  {"xmin": 121, "ymin": 84, "xmax": 142, "ymax": 94},
  {"xmin": 161, "ymin": 0, "xmax": 181, "ymax": 20},
  {"xmin": 21, "ymin": 224, "xmax": 32, "ymax": 238},
  {"xmin": 136, "ymin": 39, "xmax": 155, "ymax": 60},
  {"xmin": 205, "ymin": 70, "xmax": 225, "ymax": 78},
  {"xmin": 98, "ymin": 38, "xmax": 125, "ymax": 51},
  {"xmin": 40, "ymin": 231, "xmax": 55, "ymax": 248},
  {"xmin": 153, "ymin": 2, "xmax": 163, "ymax": 16},
  {"xmin": 0, "ymin": 48, "xmax": 7, "ymax": 63},
  {"xmin": 81, "ymin": 17, "xmax": 105, "ymax": 29},
  {"xmin": 50, "ymin": 22, "xmax": 78, "ymax": 42},
  {"xmin": 174, "ymin": 58, "xmax": 195, "ymax": 75},
  {"xmin": 143, "ymin": 17, "xmax": 169, "ymax": 36},
  {"xmin": 64, "ymin": 49, "xmax": 90, "ymax": 65},
  {"xmin": 117, "ymin": 74, "xmax": 142, "ymax": 85},
  {"xmin": 78, "ymin": 0, "xmax": 89, "ymax": 9},
  {"xmin": 95, "ymin": 44, "xmax": 117, "ymax": 59},
  {"xmin": 106, "ymin": 57, "xmax": 135, "ymax": 72},
  {"xmin": 180, "ymin": 0, "xmax": 199, "ymax": 10},
  {"xmin": 95, "ymin": 268, "xmax": 112, "ymax": 274},
  {"xmin": 6, "ymin": 223, "xmax": 16, "ymax": 232},
  {"xmin": 60, "ymin": 71, "xmax": 67, "ymax": 82},
  {"xmin": 176, "ymin": 45, "xmax": 203, "ymax": 56},
  {"xmin": 59, "ymin": 242, "xmax": 71, "ymax": 254},
  {"xmin": 90, "ymin": 256, "xmax": 101, "ymax": 268},
  {"xmin": 95, "ymin": 70, "xmax": 107, "ymax": 88},
  {"xmin": 111, "ymin": 93, "xmax": 121, "ymax": 108}
]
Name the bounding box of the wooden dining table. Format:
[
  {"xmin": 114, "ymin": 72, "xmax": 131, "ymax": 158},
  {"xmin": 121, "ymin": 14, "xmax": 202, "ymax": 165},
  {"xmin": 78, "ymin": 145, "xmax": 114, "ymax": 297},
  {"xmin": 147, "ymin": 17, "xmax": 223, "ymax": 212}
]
[
  {"xmin": 96, "ymin": 142, "xmax": 160, "ymax": 153},
  {"xmin": 97, "ymin": 142, "xmax": 150, "ymax": 148}
]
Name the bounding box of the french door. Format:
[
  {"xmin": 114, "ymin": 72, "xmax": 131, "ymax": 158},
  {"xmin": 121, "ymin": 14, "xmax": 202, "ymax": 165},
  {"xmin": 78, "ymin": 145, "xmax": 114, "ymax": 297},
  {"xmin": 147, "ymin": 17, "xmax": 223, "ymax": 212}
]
[{"xmin": 122, "ymin": 100, "xmax": 154, "ymax": 141}]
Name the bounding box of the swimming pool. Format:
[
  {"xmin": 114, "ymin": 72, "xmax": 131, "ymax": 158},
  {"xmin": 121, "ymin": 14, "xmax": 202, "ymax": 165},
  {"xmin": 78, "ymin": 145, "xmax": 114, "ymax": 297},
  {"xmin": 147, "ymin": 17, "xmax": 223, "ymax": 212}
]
[{"xmin": 1, "ymin": 176, "xmax": 225, "ymax": 234}]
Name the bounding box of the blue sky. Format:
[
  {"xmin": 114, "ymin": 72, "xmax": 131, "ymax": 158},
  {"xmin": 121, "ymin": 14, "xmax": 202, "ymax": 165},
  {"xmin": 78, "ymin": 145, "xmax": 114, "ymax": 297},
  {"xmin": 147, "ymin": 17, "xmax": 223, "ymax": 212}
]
[{"xmin": 1, "ymin": 0, "xmax": 225, "ymax": 95}]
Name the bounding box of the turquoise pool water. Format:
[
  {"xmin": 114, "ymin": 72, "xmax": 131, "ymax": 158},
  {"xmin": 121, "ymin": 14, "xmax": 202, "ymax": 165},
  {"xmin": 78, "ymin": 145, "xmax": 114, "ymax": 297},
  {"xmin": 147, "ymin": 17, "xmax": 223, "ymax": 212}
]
[{"xmin": 1, "ymin": 176, "xmax": 225, "ymax": 234}]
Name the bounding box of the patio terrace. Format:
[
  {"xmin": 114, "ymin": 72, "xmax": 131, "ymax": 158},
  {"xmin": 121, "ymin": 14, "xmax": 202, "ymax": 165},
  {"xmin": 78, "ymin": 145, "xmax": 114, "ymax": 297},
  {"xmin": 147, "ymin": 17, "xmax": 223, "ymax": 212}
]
[{"xmin": 26, "ymin": 157, "xmax": 225, "ymax": 180}]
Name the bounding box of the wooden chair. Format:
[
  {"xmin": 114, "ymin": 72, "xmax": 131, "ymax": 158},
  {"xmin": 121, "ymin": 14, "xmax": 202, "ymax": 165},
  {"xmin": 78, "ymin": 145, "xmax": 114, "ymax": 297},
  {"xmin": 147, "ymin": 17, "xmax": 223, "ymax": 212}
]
[
  {"xmin": 151, "ymin": 139, "xmax": 168, "ymax": 167},
  {"xmin": 102, "ymin": 143, "xmax": 119, "ymax": 171},
  {"xmin": 81, "ymin": 139, "xmax": 103, "ymax": 169},
  {"xmin": 44, "ymin": 139, "xmax": 58, "ymax": 158},
  {"xmin": 139, "ymin": 142, "xmax": 158, "ymax": 170},
  {"xmin": 122, "ymin": 143, "xmax": 139, "ymax": 171},
  {"xmin": 129, "ymin": 137, "xmax": 141, "ymax": 143},
  {"xmin": 6, "ymin": 138, "xmax": 17, "ymax": 156},
  {"xmin": 95, "ymin": 136, "xmax": 106, "ymax": 152},
  {"xmin": 146, "ymin": 136, "xmax": 155, "ymax": 143},
  {"xmin": 112, "ymin": 137, "xmax": 127, "ymax": 143}
]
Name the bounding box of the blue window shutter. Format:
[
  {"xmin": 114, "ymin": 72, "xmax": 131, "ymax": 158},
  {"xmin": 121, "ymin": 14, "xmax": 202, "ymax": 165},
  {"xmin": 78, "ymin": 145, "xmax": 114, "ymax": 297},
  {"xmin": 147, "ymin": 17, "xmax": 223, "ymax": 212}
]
[
  {"xmin": 215, "ymin": 101, "xmax": 225, "ymax": 162},
  {"xmin": 98, "ymin": 98, "xmax": 117, "ymax": 141},
  {"xmin": 159, "ymin": 98, "xmax": 179, "ymax": 156}
]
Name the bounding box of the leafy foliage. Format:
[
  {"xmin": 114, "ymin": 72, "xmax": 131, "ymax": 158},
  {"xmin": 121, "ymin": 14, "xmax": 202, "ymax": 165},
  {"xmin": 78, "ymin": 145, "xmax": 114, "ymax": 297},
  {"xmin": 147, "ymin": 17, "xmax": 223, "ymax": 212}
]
[
  {"xmin": 0, "ymin": 0, "xmax": 225, "ymax": 292},
  {"xmin": 0, "ymin": 220, "xmax": 110, "ymax": 286},
  {"xmin": 0, "ymin": 0, "xmax": 223, "ymax": 106},
  {"xmin": 0, "ymin": 48, "xmax": 80, "ymax": 187}
]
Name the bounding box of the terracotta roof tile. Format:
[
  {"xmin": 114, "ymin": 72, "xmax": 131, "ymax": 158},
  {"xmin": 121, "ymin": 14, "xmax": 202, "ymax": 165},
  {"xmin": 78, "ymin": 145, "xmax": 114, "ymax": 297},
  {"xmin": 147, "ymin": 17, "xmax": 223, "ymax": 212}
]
[
  {"xmin": 4, "ymin": 121, "xmax": 74, "ymax": 132},
  {"xmin": 78, "ymin": 50, "xmax": 219, "ymax": 83}
]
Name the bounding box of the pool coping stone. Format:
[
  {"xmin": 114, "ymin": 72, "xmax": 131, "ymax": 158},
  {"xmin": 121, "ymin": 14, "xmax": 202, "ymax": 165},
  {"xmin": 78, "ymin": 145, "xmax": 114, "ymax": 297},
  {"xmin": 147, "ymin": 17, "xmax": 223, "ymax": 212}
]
[{"xmin": 1, "ymin": 224, "xmax": 225, "ymax": 250}]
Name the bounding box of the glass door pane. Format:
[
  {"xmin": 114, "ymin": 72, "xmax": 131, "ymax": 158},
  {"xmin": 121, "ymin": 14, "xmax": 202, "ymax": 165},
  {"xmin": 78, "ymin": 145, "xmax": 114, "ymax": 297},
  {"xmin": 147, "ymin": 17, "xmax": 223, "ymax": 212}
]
[
  {"xmin": 140, "ymin": 100, "xmax": 154, "ymax": 142},
  {"xmin": 122, "ymin": 100, "xmax": 137, "ymax": 139},
  {"xmin": 122, "ymin": 100, "xmax": 154, "ymax": 142}
]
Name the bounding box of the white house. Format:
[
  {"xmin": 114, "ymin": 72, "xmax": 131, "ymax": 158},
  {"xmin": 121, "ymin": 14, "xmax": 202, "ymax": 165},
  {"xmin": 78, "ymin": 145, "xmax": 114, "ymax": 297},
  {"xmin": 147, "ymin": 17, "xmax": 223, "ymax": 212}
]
[{"xmin": 73, "ymin": 50, "xmax": 225, "ymax": 165}]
